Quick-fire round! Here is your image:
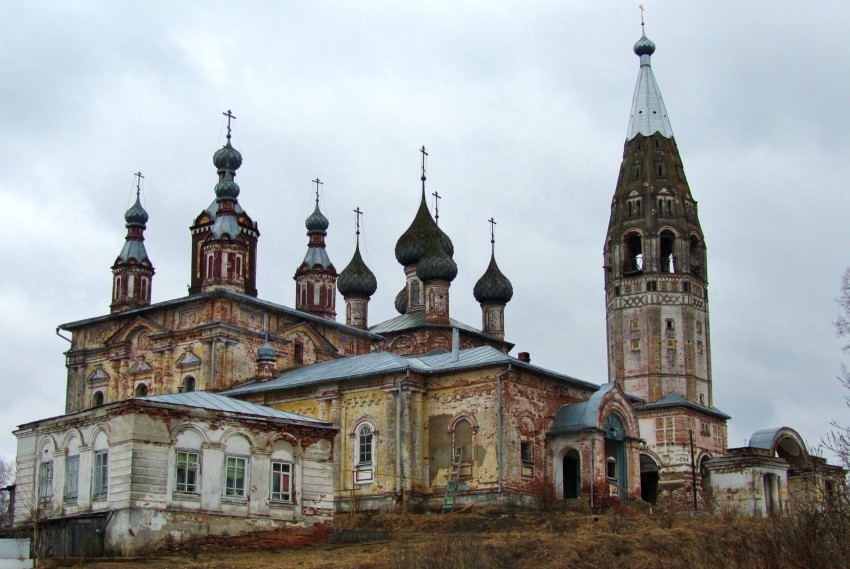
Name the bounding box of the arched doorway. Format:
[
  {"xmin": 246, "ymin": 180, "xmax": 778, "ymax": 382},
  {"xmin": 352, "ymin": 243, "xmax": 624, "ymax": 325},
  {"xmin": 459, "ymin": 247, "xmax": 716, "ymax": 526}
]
[
  {"xmin": 604, "ymin": 413, "xmax": 627, "ymax": 499},
  {"xmin": 640, "ymin": 454, "xmax": 659, "ymax": 504},
  {"xmin": 562, "ymin": 450, "xmax": 580, "ymax": 499}
]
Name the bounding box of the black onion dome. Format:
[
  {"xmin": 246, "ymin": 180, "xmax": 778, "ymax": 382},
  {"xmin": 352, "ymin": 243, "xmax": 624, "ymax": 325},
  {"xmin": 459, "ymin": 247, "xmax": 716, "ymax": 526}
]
[
  {"xmin": 213, "ymin": 140, "xmax": 243, "ymax": 172},
  {"xmin": 305, "ymin": 203, "xmax": 329, "ymax": 234},
  {"xmin": 124, "ymin": 195, "xmax": 149, "ymax": 227},
  {"xmin": 257, "ymin": 339, "xmax": 276, "ymax": 361},
  {"xmin": 395, "ymin": 193, "xmax": 454, "ymax": 266},
  {"xmin": 416, "ymin": 234, "xmax": 457, "ymax": 283},
  {"xmin": 215, "ymin": 179, "xmax": 240, "ymax": 200},
  {"xmin": 394, "ymin": 286, "xmax": 408, "ymax": 314},
  {"xmin": 338, "ymin": 245, "xmax": 377, "ymax": 297},
  {"xmin": 633, "ymin": 31, "xmax": 656, "ymax": 57},
  {"xmin": 473, "ymin": 253, "xmax": 513, "ymax": 304}
]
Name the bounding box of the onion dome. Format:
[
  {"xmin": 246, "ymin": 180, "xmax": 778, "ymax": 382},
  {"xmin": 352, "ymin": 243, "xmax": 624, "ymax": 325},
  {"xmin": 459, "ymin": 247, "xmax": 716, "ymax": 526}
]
[
  {"xmin": 257, "ymin": 337, "xmax": 276, "ymax": 361},
  {"xmin": 394, "ymin": 286, "xmax": 408, "ymax": 314},
  {"xmin": 395, "ymin": 193, "xmax": 454, "ymax": 266},
  {"xmin": 305, "ymin": 203, "xmax": 330, "ymax": 234},
  {"xmin": 215, "ymin": 179, "xmax": 240, "ymax": 200},
  {"xmin": 338, "ymin": 244, "xmax": 377, "ymax": 297},
  {"xmin": 416, "ymin": 234, "xmax": 457, "ymax": 283},
  {"xmin": 633, "ymin": 31, "xmax": 656, "ymax": 57},
  {"xmin": 473, "ymin": 253, "xmax": 514, "ymax": 304},
  {"xmin": 124, "ymin": 195, "xmax": 149, "ymax": 227},
  {"xmin": 213, "ymin": 140, "xmax": 243, "ymax": 173}
]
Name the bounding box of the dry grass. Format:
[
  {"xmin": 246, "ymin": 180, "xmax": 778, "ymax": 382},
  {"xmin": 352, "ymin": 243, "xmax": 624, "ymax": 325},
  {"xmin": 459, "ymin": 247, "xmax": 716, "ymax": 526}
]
[{"xmin": 40, "ymin": 506, "xmax": 850, "ymax": 569}]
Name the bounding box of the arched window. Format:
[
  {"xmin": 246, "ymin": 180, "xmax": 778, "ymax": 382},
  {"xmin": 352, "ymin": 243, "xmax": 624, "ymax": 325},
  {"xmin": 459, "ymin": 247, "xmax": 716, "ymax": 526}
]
[
  {"xmin": 92, "ymin": 391, "xmax": 104, "ymax": 408},
  {"xmin": 135, "ymin": 383, "xmax": 148, "ymax": 397},
  {"xmin": 182, "ymin": 376, "xmax": 196, "ymax": 393},
  {"xmin": 623, "ymin": 232, "xmax": 643, "ymax": 275},
  {"xmin": 357, "ymin": 424, "xmax": 373, "ymax": 465},
  {"xmin": 689, "ymin": 236, "xmax": 703, "ymax": 278},
  {"xmin": 660, "ymin": 230, "xmax": 676, "ymax": 273},
  {"xmin": 353, "ymin": 421, "xmax": 376, "ymax": 484}
]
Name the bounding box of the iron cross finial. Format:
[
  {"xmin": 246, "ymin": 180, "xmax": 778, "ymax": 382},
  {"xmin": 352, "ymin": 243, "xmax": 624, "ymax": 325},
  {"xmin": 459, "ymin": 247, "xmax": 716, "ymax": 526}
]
[
  {"xmin": 639, "ymin": 4, "xmax": 645, "ymax": 28},
  {"xmin": 223, "ymin": 109, "xmax": 237, "ymax": 140},
  {"xmin": 419, "ymin": 146, "xmax": 428, "ymax": 183},
  {"xmin": 312, "ymin": 178, "xmax": 323, "ymax": 205},
  {"xmin": 133, "ymin": 171, "xmax": 145, "ymax": 198},
  {"xmin": 353, "ymin": 207, "xmax": 363, "ymax": 245},
  {"xmin": 432, "ymin": 191, "xmax": 441, "ymax": 226},
  {"xmin": 488, "ymin": 217, "xmax": 497, "ymax": 254}
]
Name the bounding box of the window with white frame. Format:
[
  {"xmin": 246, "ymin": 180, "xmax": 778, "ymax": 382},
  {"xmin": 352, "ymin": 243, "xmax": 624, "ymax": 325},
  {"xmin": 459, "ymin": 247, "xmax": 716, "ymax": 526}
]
[
  {"xmin": 64, "ymin": 455, "xmax": 79, "ymax": 502},
  {"xmin": 354, "ymin": 422, "xmax": 375, "ymax": 484},
  {"xmin": 270, "ymin": 461, "xmax": 293, "ymax": 503},
  {"xmin": 176, "ymin": 451, "xmax": 200, "ymax": 494},
  {"xmin": 38, "ymin": 461, "xmax": 53, "ymax": 506},
  {"xmin": 225, "ymin": 456, "xmax": 248, "ymax": 497},
  {"xmin": 92, "ymin": 450, "xmax": 109, "ymax": 499}
]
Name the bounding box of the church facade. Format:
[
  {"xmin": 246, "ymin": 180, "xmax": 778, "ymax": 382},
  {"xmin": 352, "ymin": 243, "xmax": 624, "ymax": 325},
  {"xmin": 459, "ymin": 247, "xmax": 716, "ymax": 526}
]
[{"xmin": 11, "ymin": 27, "xmax": 840, "ymax": 556}]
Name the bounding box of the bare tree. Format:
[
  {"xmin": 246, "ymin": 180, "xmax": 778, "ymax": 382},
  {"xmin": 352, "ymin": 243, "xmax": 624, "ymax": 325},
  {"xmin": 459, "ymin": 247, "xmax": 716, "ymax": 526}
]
[
  {"xmin": 0, "ymin": 456, "xmax": 14, "ymax": 527},
  {"xmin": 829, "ymin": 268, "xmax": 850, "ymax": 470}
]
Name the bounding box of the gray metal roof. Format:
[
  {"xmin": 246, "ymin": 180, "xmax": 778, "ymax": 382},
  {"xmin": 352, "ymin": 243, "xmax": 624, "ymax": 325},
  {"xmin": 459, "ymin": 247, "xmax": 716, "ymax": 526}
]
[
  {"xmin": 59, "ymin": 289, "xmax": 383, "ymax": 340},
  {"xmin": 118, "ymin": 240, "xmax": 149, "ymax": 264},
  {"xmin": 301, "ymin": 246, "xmax": 333, "ymax": 270},
  {"xmin": 223, "ymin": 345, "xmax": 600, "ymax": 396},
  {"xmin": 627, "ymin": 38, "xmax": 673, "ymax": 140},
  {"xmin": 549, "ymin": 383, "xmax": 615, "ymax": 435},
  {"xmin": 749, "ymin": 428, "xmax": 783, "ymax": 450},
  {"xmin": 640, "ymin": 392, "xmax": 730, "ymax": 420},
  {"xmin": 138, "ymin": 391, "xmax": 329, "ymax": 425},
  {"xmin": 370, "ymin": 310, "xmax": 487, "ymax": 337}
]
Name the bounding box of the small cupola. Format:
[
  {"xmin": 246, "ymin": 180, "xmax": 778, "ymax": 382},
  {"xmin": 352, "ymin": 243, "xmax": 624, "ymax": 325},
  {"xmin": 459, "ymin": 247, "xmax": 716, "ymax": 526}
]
[
  {"xmin": 293, "ymin": 179, "xmax": 337, "ymax": 320},
  {"xmin": 111, "ymin": 172, "xmax": 155, "ymax": 313},
  {"xmin": 338, "ymin": 208, "xmax": 377, "ymax": 329},
  {"xmin": 473, "ymin": 219, "xmax": 512, "ymax": 339}
]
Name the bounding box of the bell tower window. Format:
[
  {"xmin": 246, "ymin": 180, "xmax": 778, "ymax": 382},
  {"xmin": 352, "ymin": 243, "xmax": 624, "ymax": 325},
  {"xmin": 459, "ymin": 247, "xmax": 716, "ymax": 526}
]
[
  {"xmin": 660, "ymin": 230, "xmax": 676, "ymax": 273},
  {"xmin": 623, "ymin": 232, "xmax": 643, "ymax": 275}
]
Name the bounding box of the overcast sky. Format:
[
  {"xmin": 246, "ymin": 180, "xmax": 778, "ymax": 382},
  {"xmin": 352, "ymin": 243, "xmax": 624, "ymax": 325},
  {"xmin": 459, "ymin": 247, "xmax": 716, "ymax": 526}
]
[{"xmin": 2, "ymin": 1, "xmax": 849, "ymax": 464}]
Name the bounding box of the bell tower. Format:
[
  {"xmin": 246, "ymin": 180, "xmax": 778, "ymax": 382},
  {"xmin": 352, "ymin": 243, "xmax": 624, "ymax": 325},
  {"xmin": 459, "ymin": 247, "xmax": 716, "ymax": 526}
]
[
  {"xmin": 604, "ymin": 23, "xmax": 728, "ymax": 502},
  {"xmin": 604, "ymin": 28, "xmax": 712, "ymax": 408}
]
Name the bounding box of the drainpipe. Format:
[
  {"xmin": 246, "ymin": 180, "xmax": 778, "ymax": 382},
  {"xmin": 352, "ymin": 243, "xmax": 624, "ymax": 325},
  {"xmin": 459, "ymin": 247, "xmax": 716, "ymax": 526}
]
[
  {"xmin": 396, "ymin": 370, "xmax": 410, "ymax": 497},
  {"xmin": 210, "ymin": 339, "xmax": 217, "ymax": 390},
  {"xmin": 497, "ymin": 364, "xmax": 512, "ymax": 494},
  {"xmin": 451, "ymin": 328, "xmax": 459, "ymax": 362},
  {"xmin": 55, "ymin": 327, "xmax": 71, "ymax": 343},
  {"xmin": 95, "ymin": 509, "xmax": 116, "ymax": 535}
]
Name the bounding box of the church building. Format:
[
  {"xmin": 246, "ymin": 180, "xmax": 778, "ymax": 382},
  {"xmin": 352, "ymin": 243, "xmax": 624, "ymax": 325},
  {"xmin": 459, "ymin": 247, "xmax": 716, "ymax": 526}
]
[{"xmin": 10, "ymin": 27, "xmax": 840, "ymax": 557}]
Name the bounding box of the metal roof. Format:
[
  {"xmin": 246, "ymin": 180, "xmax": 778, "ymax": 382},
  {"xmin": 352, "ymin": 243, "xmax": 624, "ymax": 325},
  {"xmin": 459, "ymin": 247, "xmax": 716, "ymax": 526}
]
[
  {"xmin": 640, "ymin": 392, "xmax": 730, "ymax": 420},
  {"xmin": 139, "ymin": 391, "xmax": 329, "ymax": 425},
  {"xmin": 59, "ymin": 289, "xmax": 383, "ymax": 340},
  {"xmin": 118, "ymin": 240, "xmax": 149, "ymax": 264},
  {"xmin": 549, "ymin": 383, "xmax": 615, "ymax": 435},
  {"xmin": 301, "ymin": 247, "xmax": 333, "ymax": 270},
  {"xmin": 223, "ymin": 345, "xmax": 601, "ymax": 396},
  {"xmin": 370, "ymin": 310, "xmax": 489, "ymax": 337},
  {"xmin": 627, "ymin": 44, "xmax": 673, "ymax": 140}
]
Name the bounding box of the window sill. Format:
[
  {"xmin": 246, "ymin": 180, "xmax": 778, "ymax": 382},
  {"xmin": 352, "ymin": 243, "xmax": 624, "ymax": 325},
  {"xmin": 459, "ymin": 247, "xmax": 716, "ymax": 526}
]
[
  {"xmin": 64, "ymin": 498, "xmax": 78, "ymax": 504},
  {"xmin": 173, "ymin": 492, "xmax": 201, "ymax": 502},
  {"xmin": 269, "ymin": 500, "xmax": 295, "ymax": 508},
  {"xmin": 222, "ymin": 496, "xmax": 248, "ymax": 505}
]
